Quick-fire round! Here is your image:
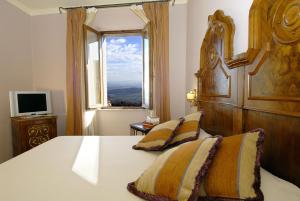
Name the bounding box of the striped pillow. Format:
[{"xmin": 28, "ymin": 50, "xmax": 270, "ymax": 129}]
[
  {"xmin": 199, "ymin": 129, "xmax": 265, "ymax": 201},
  {"xmin": 169, "ymin": 112, "xmax": 204, "ymax": 146},
  {"xmin": 128, "ymin": 136, "xmax": 223, "ymax": 201},
  {"xmin": 132, "ymin": 119, "xmax": 183, "ymax": 151}
]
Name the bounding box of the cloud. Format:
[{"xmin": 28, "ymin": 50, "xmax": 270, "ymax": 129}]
[
  {"xmin": 104, "ymin": 36, "xmax": 144, "ymax": 83},
  {"xmin": 105, "ymin": 37, "xmax": 143, "ymax": 65},
  {"xmin": 110, "ymin": 38, "xmax": 126, "ymax": 44}
]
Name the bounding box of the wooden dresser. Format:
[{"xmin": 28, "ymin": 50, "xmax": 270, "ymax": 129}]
[{"xmin": 11, "ymin": 115, "xmax": 57, "ymax": 156}]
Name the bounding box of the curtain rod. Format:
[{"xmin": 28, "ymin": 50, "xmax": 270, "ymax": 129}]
[{"xmin": 59, "ymin": 0, "xmax": 175, "ymax": 14}]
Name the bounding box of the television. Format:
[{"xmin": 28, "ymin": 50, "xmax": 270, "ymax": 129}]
[{"xmin": 9, "ymin": 91, "xmax": 52, "ymax": 117}]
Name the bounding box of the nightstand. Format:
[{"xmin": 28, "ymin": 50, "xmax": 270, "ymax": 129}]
[{"xmin": 130, "ymin": 122, "xmax": 153, "ymax": 135}]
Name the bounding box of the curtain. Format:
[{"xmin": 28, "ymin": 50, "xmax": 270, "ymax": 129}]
[
  {"xmin": 130, "ymin": 5, "xmax": 150, "ymax": 24},
  {"xmin": 67, "ymin": 8, "xmax": 99, "ymax": 136},
  {"xmin": 85, "ymin": 7, "xmax": 98, "ymax": 26},
  {"xmin": 143, "ymin": 2, "xmax": 170, "ymax": 123},
  {"xmin": 66, "ymin": 8, "xmax": 86, "ymax": 135}
]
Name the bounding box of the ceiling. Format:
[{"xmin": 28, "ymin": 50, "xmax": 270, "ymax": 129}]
[{"xmin": 6, "ymin": 0, "xmax": 188, "ymax": 16}]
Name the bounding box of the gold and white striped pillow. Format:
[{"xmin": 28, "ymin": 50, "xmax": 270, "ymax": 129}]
[
  {"xmin": 169, "ymin": 112, "xmax": 204, "ymax": 146},
  {"xmin": 132, "ymin": 119, "xmax": 183, "ymax": 151},
  {"xmin": 128, "ymin": 136, "xmax": 222, "ymax": 201},
  {"xmin": 199, "ymin": 129, "xmax": 265, "ymax": 201}
]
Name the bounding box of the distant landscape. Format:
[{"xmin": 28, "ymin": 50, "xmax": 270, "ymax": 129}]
[
  {"xmin": 107, "ymin": 82, "xmax": 142, "ymax": 107},
  {"xmin": 104, "ymin": 35, "xmax": 144, "ymax": 107}
]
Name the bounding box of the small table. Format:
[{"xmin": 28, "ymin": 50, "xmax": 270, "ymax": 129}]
[{"xmin": 130, "ymin": 122, "xmax": 153, "ymax": 135}]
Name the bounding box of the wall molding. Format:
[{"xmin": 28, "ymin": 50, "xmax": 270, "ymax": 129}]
[{"xmin": 6, "ymin": 0, "xmax": 32, "ymax": 16}]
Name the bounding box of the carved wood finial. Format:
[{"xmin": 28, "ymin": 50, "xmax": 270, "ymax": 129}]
[
  {"xmin": 197, "ymin": 10, "xmax": 233, "ymax": 99},
  {"xmin": 272, "ymin": 0, "xmax": 300, "ymax": 44}
]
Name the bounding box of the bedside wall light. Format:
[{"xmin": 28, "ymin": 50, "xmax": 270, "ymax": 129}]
[{"xmin": 186, "ymin": 89, "xmax": 197, "ymax": 106}]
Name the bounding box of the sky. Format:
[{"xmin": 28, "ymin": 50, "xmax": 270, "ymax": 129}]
[{"xmin": 104, "ymin": 35, "xmax": 143, "ymax": 88}]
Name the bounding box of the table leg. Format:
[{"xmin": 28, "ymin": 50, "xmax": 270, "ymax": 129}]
[{"xmin": 130, "ymin": 128, "xmax": 134, "ymax": 136}]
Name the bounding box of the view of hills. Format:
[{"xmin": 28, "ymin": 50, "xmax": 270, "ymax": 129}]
[
  {"xmin": 107, "ymin": 82, "xmax": 142, "ymax": 107},
  {"xmin": 105, "ymin": 35, "xmax": 144, "ymax": 107}
]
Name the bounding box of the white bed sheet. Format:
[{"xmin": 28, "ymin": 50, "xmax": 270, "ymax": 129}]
[{"xmin": 0, "ymin": 136, "xmax": 299, "ymax": 201}]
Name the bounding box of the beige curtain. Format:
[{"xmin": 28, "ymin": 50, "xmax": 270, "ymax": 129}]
[
  {"xmin": 130, "ymin": 5, "xmax": 149, "ymax": 24},
  {"xmin": 66, "ymin": 8, "xmax": 86, "ymax": 135},
  {"xmin": 85, "ymin": 7, "xmax": 98, "ymax": 26},
  {"xmin": 143, "ymin": 2, "xmax": 170, "ymax": 122}
]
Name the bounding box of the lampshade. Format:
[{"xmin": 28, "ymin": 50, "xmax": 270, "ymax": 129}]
[{"xmin": 186, "ymin": 89, "xmax": 196, "ymax": 101}]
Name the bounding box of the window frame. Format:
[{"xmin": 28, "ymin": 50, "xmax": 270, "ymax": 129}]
[
  {"xmin": 84, "ymin": 27, "xmax": 153, "ymax": 110},
  {"xmin": 83, "ymin": 25, "xmax": 103, "ymax": 110},
  {"xmin": 142, "ymin": 27, "xmax": 153, "ymax": 110},
  {"xmin": 101, "ymin": 30, "xmax": 149, "ymax": 109}
]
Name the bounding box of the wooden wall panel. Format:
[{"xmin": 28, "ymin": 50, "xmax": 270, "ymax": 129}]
[
  {"xmin": 200, "ymin": 102, "xmax": 234, "ymax": 137},
  {"xmin": 244, "ymin": 110, "xmax": 300, "ymax": 186}
]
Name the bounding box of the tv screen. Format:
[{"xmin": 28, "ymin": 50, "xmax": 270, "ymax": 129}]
[{"xmin": 17, "ymin": 94, "xmax": 47, "ymax": 113}]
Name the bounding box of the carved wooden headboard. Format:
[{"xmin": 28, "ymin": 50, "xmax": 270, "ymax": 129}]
[{"xmin": 196, "ymin": 0, "xmax": 300, "ymax": 187}]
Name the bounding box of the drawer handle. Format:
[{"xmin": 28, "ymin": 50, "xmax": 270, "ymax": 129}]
[{"xmin": 28, "ymin": 125, "xmax": 50, "ymax": 148}]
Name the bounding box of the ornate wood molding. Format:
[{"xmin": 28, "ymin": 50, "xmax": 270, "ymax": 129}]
[
  {"xmin": 195, "ymin": 2, "xmax": 266, "ymax": 69},
  {"xmin": 226, "ymin": 0, "xmax": 268, "ymax": 67},
  {"xmin": 246, "ymin": 0, "xmax": 300, "ymax": 103},
  {"xmin": 226, "ymin": 0, "xmax": 300, "ymax": 67},
  {"xmin": 197, "ymin": 10, "xmax": 233, "ymax": 98}
]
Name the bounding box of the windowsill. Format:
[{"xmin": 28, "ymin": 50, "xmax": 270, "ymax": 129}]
[{"xmin": 99, "ymin": 106, "xmax": 147, "ymax": 111}]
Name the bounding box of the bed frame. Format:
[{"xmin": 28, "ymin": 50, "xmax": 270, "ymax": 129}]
[{"xmin": 196, "ymin": 0, "xmax": 300, "ymax": 187}]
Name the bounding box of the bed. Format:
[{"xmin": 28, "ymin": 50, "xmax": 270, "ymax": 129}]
[{"xmin": 0, "ymin": 136, "xmax": 299, "ymax": 201}]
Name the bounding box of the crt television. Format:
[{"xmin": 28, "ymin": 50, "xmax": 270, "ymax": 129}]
[{"xmin": 9, "ymin": 91, "xmax": 52, "ymax": 117}]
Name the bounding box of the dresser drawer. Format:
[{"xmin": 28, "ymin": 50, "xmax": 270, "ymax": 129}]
[
  {"xmin": 26, "ymin": 124, "xmax": 53, "ymax": 149},
  {"xmin": 11, "ymin": 116, "xmax": 57, "ymax": 156}
]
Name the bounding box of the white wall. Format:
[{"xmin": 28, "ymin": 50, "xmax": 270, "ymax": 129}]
[
  {"xmin": 96, "ymin": 109, "xmax": 148, "ymax": 135},
  {"xmin": 185, "ymin": 0, "xmax": 253, "ymax": 114},
  {"xmin": 169, "ymin": 4, "xmax": 187, "ymax": 119},
  {"xmin": 0, "ymin": 1, "xmax": 33, "ymax": 162},
  {"xmin": 30, "ymin": 14, "xmax": 67, "ymax": 136},
  {"xmin": 91, "ymin": 7, "xmax": 145, "ymax": 31}
]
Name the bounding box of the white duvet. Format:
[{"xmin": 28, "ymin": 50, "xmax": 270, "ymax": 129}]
[{"xmin": 0, "ymin": 136, "xmax": 299, "ymax": 201}]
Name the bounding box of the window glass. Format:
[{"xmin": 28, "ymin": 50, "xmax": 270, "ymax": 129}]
[
  {"xmin": 85, "ymin": 29, "xmax": 101, "ymax": 108},
  {"xmin": 103, "ymin": 35, "xmax": 143, "ymax": 107}
]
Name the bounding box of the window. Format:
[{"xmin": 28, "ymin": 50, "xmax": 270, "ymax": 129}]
[
  {"xmin": 84, "ymin": 26, "xmax": 151, "ymax": 109},
  {"xmin": 103, "ymin": 34, "xmax": 143, "ymax": 107},
  {"xmin": 84, "ymin": 26, "xmax": 101, "ymax": 109}
]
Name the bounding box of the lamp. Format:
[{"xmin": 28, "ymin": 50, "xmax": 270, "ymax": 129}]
[{"xmin": 186, "ymin": 89, "xmax": 197, "ymax": 106}]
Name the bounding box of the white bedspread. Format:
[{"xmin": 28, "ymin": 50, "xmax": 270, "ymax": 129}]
[{"xmin": 0, "ymin": 136, "xmax": 299, "ymax": 201}]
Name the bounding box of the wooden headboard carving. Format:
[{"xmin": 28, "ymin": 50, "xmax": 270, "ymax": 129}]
[
  {"xmin": 197, "ymin": 0, "xmax": 300, "ymax": 187},
  {"xmin": 198, "ymin": 10, "xmax": 233, "ymax": 98},
  {"xmin": 196, "ymin": 10, "xmax": 242, "ymax": 136},
  {"xmin": 245, "ymin": 0, "xmax": 300, "ymax": 115}
]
